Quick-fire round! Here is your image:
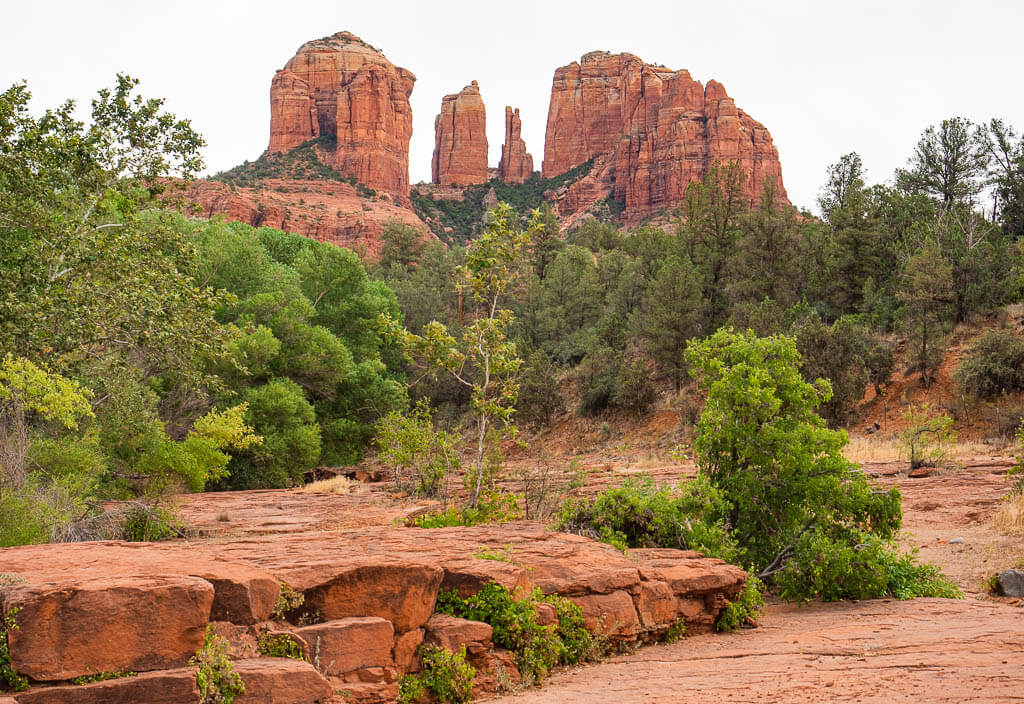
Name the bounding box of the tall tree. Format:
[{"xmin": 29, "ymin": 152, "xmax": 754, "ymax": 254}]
[
  {"xmin": 897, "ymin": 117, "xmax": 989, "ymax": 209},
  {"xmin": 898, "ymin": 241, "xmax": 954, "ymax": 387}
]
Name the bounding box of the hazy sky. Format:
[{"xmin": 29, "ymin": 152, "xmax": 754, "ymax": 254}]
[{"xmin": 3, "ymin": 0, "xmax": 1022, "ymax": 212}]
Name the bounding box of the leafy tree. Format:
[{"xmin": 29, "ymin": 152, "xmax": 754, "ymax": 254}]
[
  {"xmin": 954, "ymin": 329, "xmax": 1024, "ymax": 399},
  {"xmin": 684, "ymin": 329, "xmax": 902, "ymax": 580},
  {"xmin": 384, "ymin": 203, "xmax": 535, "ymax": 506},
  {"xmin": 729, "ymin": 179, "xmax": 803, "ymax": 308},
  {"xmin": 630, "ymin": 255, "xmax": 701, "ymax": 390},
  {"xmin": 818, "ymin": 152, "xmax": 865, "ymax": 220},
  {"xmin": 375, "ymin": 400, "xmax": 460, "ymax": 498},
  {"xmin": 897, "ymin": 117, "xmax": 989, "ymax": 208},
  {"xmin": 980, "ymin": 118, "xmax": 1024, "ymax": 237},
  {"xmin": 898, "ymin": 241, "xmax": 954, "ymax": 387},
  {"xmin": 528, "ymin": 201, "xmax": 564, "ymax": 280},
  {"xmin": 378, "ymin": 221, "xmax": 428, "ymax": 271}
]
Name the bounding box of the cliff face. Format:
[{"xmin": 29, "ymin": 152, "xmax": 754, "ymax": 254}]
[
  {"xmin": 268, "ymin": 31, "xmax": 416, "ymax": 197},
  {"xmin": 498, "ymin": 106, "xmax": 534, "ymax": 184},
  {"xmin": 542, "ymin": 51, "xmax": 787, "ymax": 215},
  {"xmin": 431, "ymin": 81, "xmax": 489, "ymax": 186}
]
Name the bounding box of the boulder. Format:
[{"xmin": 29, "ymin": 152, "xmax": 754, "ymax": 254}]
[
  {"xmin": 997, "ymin": 569, "xmax": 1024, "ymax": 597},
  {"xmin": 2, "ymin": 576, "xmax": 212, "ymax": 681},
  {"xmin": 13, "ymin": 668, "xmax": 200, "ymax": 704},
  {"xmin": 393, "ymin": 629, "xmax": 425, "ymax": 674},
  {"xmin": 233, "ymin": 658, "xmax": 333, "ymax": 703},
  {"xmin": 432, "ymin": 82, "xmax": 489, "ymax": 186},
  {"xmin": 568, "ymin": 590, "xmax": 640, "ymax": 637},
  {"xmin": 292, "ymin": 617, "xmax": 395, "ymax": 677},
  {"xmin": 423, "ymin": 614, "xmax": 493, "ymax": 655}
]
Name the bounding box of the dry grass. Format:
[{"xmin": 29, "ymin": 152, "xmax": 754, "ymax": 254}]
[
  {"xmin": 300, "ymin": 475, "xmax": 364, "ymax": 495},
  {"xmin": 993, "ymin": 491, "xmax": 1024, "ymax": 535},
  {"xmin": 844, "ymin": 434, "xmax": 1010, "ymax": 464}
]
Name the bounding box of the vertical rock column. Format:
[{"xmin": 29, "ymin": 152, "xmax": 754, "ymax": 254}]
[
  {"xmin": 431, "ymin": 81, "xmax": 489, "ymax": 186},
  {"xmin": 497, "ymin": 106, "xmax": 534, "ymax": 184}
]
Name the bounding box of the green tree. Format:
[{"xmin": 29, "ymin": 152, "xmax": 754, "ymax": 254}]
[
  {"xmin": 897, "ymin": 117, "xmax": 989, "ymax": 208},
  {"xmin": 630, "ymin": 255, "xmax": 701, "ymax": 390},
  {"xmin": 684, "ymin": 329, "xmax": 901, "ymax": 581},
  {"xmin": 898, "ymin": 242, "xmax": 954, "ymax": 387},
  {"xmin": 384, "ymin": 203, "xmax": 534, "ymax": 506}
]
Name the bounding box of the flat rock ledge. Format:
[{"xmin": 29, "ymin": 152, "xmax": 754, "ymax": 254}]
[{"xmin": 0, "ymin": 522, "xmax": 745, "ymax": 703}]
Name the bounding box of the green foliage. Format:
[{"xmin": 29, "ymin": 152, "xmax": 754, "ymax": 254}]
[
  {"xmin": 557, "ymin": 475, "xmax": 738, "ymax": 561},
  {"xmin": 436, "ymin": 582, "xmax": 593, "ymax": 684},
  {"xmin": 71, "ymin": 670, "xmax": 137, "ymax": 685},
  {"xmin": 270, "ymin": 583, "xmax": 304, "ymax": 621},
  {"xmin": 899, "ymin": 404, "xmax": 956, "ymax": 469},
  {"xmin": 663, "ymin": 619, "xmax": 687, "ymax": 643},
  {"xmin": 384, "ymin": 203, "xmax": 534, "ymax": 507},
  {"xmin": 398, "ymin": 646, "xmax": 475, "ymax": 704},
  {"xmin": 716, "ymin": 576, "xmax": 765, "ymax": 631},
  {"xmin": 121, "ymin": 504, "xmax": 184, "ymax": 542},
  {"xmin": 898, "ymin": 241, "xmax": 953, "ymax": 387},
  {"xmin": 472, "ymin": 544, "xmax": 514, "ymax": 562},
  {"xmin": 213, "ymin": 135, "xmax": 350, "ymax": 186},
  {"xmin": 191, "ymin": 627, "xmax": 245, "ymax": 704},
  {"xmin": 954, "ymin": 329, "xmax": 1024, "ymax": 399},
  {"xmin": 256, "ymin": 632, "xmax": 306, "ymax": 660},
  {"xmin": 410, "ymin": 162, "xmax": 593, "ymax": 243},
  {"xmin": 0, "ymin": 608, "xmax": 29, "ymax": 692},
  {"xmin": 375, "ymin": 400, "xmax": 459, "ymax": 498},
  {"xmin": 411, "ymin": 490, "xmax": 523, "ymax": 528}
]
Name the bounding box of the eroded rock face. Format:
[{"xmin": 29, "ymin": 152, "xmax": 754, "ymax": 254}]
[
  {"xmin": 432, "ymin": 81, "xmax": 489, "ymax": 186},
  {"xmin": 542, "ymin": 51, "xmax": 787, "ymax": 216},
  {"xmin": 268, "ymin": 31, "xmax": 416, "ymax": 197},
  {"xmin": 13, "ymin": 668, "xmax": 201, "ymax": 704},
  {"xmin": 498, "ymin": 107, "xmax": 534, "ymax": 184}
]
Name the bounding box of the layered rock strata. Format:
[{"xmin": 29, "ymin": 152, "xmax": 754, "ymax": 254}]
[
  {"xmin": 268, "ymin": 31, "xmax": 416, "ymax": 197},
  {"xmin": 497, "ymin": 107, "xmax": 534, "ymax": 184},
  {"xmin": 542, "ymin": 51, "xmax": 787, "ymax": 215},
  {"xmin": 432, "ymin": 82, "xmax": 489, "ymax": 186},
  {"xmin": 0, "ymin": 523, "xmax": 745, "ymax": 703}
]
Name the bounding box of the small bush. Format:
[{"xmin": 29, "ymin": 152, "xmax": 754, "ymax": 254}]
[
  {"xmin": 1, "ymin": 608, "xmax": 29, "ymax": 692},
  {"xmin": 411, "ymin": 490, "xmax": 522, "ymax": 528},
  {"xmin": 71, "ymin": 670, "xmax": 136, "ymax": 685},
  {"xmin": 121, "ymin": 504, "xmax": 184, "ymax": 542},
  {"xmin": 954, "ymin": 329, "xmax": 1024, "ymax": 399},
  {"xmin": 191, "ymin": 627, "xmax": 245, "ymax": 704},
  {"xmin": 256, "ymin": 633, "xmax": 306, "ymax": 660},
  {"xmin": 376, "ymin": 400, "xmax": 460, "ymax": 498},
  {"xmin": 398, "ymin": 646, "xmax": 475, "ymax": 704},
  {"xmin": 663, "ymin": 620, "xmax": 687, "ymax": 643},
  {"xmin": 716, "ymin": 576, "xmax": 765, "ymax": 632},
  {"xmin": 899, "ymin": 404, "xmax": 956, "ymax": 469},
  {"xmin": 436, "ymin": 582, "xmax": 593, "ymax": 685},
  {"xmin": 270, "ymin": 582, "xmax": 304, "ymax": 621}
]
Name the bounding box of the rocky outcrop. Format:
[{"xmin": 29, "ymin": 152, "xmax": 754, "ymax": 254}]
[
  {"xmin": 542, "ymin": 51, "xmax": 787, "ymax": 216},
  {"xmin": 497, "ymin": 107, "xmax": 534, "ymax": 184},
  {"xmin": 432, "ymin": 82, "xmax": 489, "ymax": 186},
  {"xmin": 0, "ymin": 517, "xmax": 745, "ymax": 703},
  {"xmin": 268, "ymin": 31, "xmax": 415, "ymax": 197},
  {"xmin": 181, "ymin": 178, "xmax": 434, "ymax": 257}
]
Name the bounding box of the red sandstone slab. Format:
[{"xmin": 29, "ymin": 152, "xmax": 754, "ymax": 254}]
[
  {"xmin": 568, "ymin": 589, "xmax": 641, "ymax": 636},
  {"xmin": 2, "ymin": 576, "xmax": 212, "ymax": 681},
  {"xmin": 293, "ymin": 617, "xmax": 394, "ymax": 677},
  {"xmin": 13, "ymin": 668, "xmax": 199, "ymax": 704},
  {"xmin": 424, "ymin": 614, "xmax": 493, "ymax": 652},
  {"xmin": 0, "ymin": 542, "xmax": 278, "ymax": 624},
  {"xmin": 233, "ymin": 657, "xmax": 333, "ymax": 704}
]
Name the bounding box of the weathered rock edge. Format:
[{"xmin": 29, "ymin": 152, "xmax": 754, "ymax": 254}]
[{"xmin": 0, "ymin": 524, "xmax": 745, "ymax": 703}]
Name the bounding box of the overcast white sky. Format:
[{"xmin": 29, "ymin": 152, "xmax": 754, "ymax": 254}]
[{"xmin": 3, "ymin": 0, "xmax": 1022, "ymax": 212}]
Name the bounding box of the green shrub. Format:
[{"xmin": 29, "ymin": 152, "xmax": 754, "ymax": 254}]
[
  {"xmin": 121, "ymin": 504, "xmax": 184, "ymax": 542},
  {"xmin": 71, "ymin": 670, "xmax": 137, "ymax": 685},
  {"xmin": 954, "ymin": 329, "xmax": 1024, "ymax": 398},
  {"xmin": 0, "ymin": 609, "xmax": 29, "ymax": 692},
  {"xmin": 436, "ymin": 582, "xmax": 593, "ymax": 684},
  {"xmin": 256, "ymin": 632, "xmax": 306, "ymax": 660},
  {"xmin": 375, "ymin": 400, "xmax": 460, "ymax": 498},
  {"xmin": 398, "ymin": 646, "xmax": 475, "ymax": 704},
  {"xmin": 899, "ymin": 404, "xmax": 956, "ymax": 469},
  {"xmin": 663, "ymin": 620, "xmax": 687, "ymax": 643},
  {"xmin": 411, "ymin": 490, "xmax": 522, "ymax": 528},
  {"xmin": 191, "ymin": 627, "xmax": 245, "ymax": 704},
  {"xmin": 270, "ymin": 582, "xmax": 304, "ymax": 620},
  {"xmin": 716, "ymin": 576, "xmax": 765, "ymax": 632}
]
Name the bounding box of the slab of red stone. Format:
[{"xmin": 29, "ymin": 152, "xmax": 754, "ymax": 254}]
[
  {"xmin": 13, "ymin": 668, "xmax": 199, "ymax": 704},
  {"xmin": 0, "ymin": 542, "xmax": 278, "ymax": 625},
  {"xmin": 292, "ymin": 617, "xmax": 394, "ymax": 677},
  {"xmin": 233, "ymin": 658, "xmax": 333, "ymax": 704},
  {"xmin": 423, "ymin": 614, "xmax": 493, "ymax": 653},
  {"xmin": 2, "ymin": 576, "xmax": 212, "ymax": 681}
]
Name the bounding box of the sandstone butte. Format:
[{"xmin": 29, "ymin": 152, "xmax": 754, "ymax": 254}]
[
  {"xmin": 498, "ymin": 106, "xmax": 534, "ymax": 184},
  {"xmin": 0, "ymin": 519, "xmax": 746, "ymax": 704},
  {"xmin": 432, "ymin": 81, "xmax": 489, "ymax": 186},
  {"xmin": 542, "ymin": 51, "xmax": 788, "ymax": 218},
  {"xmin": 268, "ymin": 31, "xmax": 416, "ymax": 198}
]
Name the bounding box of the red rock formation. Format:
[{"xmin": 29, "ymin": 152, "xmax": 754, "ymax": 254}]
[
  {"xmin": 268, "ymin": 31, "xmax": 415, "ymax": 197},
  {"xmin": 180, "ymin": 178, "xmax": 435, "ymax": 258},
  {"xmin": 542, "ymin": 51, "xmax": 787, "ymax": 216},
  {"xmin": 498, "ymin": 106, "xmax": 534, "ymax": 184},
  {"xmin": 432, "ymin": 81, "xmax": 489, "ymax": 186}
]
